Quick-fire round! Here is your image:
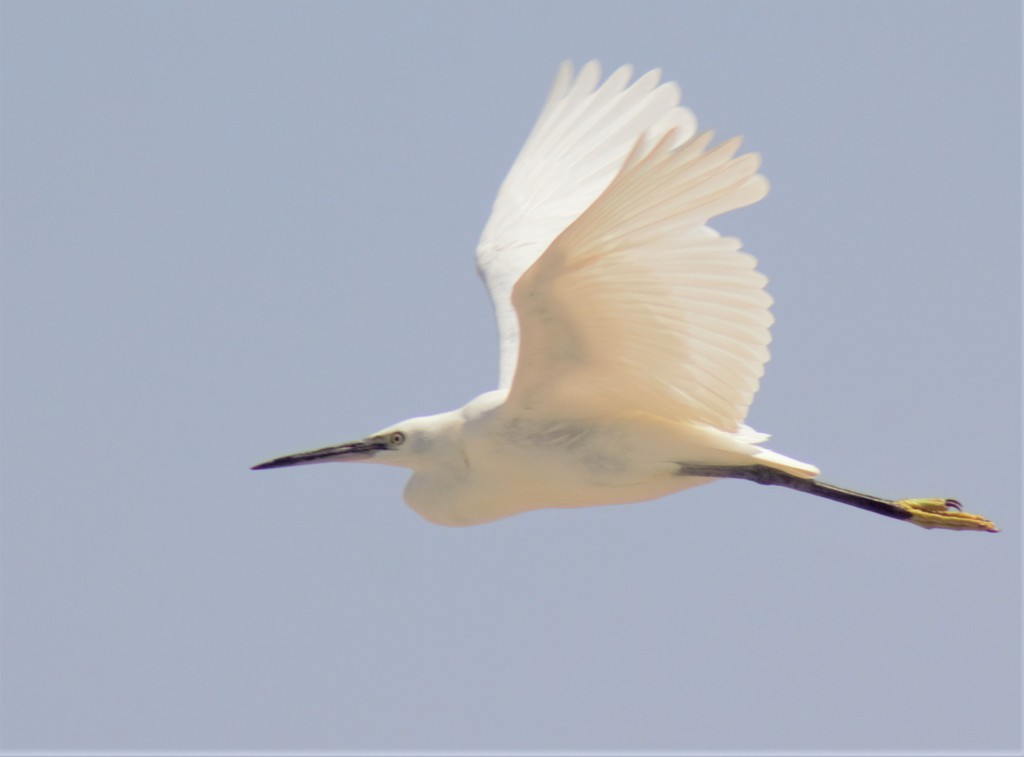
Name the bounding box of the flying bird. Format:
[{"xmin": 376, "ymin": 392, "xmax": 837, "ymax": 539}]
[{"xmin": 254, "ymin": 61, "xmax": 997, "ymax": 533}]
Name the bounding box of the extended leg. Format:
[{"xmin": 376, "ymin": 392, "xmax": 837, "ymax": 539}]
[{"xmin": 678, "ymin": 464, "xmax": 998, "ymax": 532}]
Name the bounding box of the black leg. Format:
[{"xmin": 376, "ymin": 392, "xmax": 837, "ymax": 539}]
[{"xmin": 677, "ymin": 464, "xmax": 998, "ymax": 532}]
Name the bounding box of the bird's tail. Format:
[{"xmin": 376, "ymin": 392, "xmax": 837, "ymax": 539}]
[{"xmin": 752, "ymin": 447, "xmax": 820, "ymax": 478}]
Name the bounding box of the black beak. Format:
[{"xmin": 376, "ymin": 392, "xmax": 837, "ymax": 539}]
[{"xmin": 251, "ymin": 440, "xmax": 386, "ymax": 470}]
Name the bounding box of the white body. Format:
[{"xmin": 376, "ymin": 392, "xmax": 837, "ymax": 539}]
[
  {"xmin": 396, "ymin": 390, "xmax": 813, "ymax": 526},
  {"xmin": 256, "ymin": 62, "xmax": 820, "ymax": 525}
]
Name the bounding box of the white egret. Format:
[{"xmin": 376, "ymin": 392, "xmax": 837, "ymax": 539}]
[{"xmin": 254, "ymin": 61, "xmax": 996, "ymax": 533}]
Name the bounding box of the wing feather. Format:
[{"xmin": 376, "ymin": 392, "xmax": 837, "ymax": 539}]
[
  {"xmin": 476, "ymin": 62, "xmax": 696, "ymax": 388},
  {"xmin": 507, "ymin": 127, "xmax": 772, "ymax": 432}
]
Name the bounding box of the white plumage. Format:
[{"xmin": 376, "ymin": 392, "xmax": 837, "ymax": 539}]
[{"xmin": 254, "ymin": 62, "xmax": 997, "ymax": 534}]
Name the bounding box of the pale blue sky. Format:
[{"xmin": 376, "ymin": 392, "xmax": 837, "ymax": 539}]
[{"xmin": 2, "ymin": 1, "xmax": 1020, "ymax": 753}]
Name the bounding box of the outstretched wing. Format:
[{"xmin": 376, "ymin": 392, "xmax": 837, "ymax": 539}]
[
  {"xmin": 476, "ymin": 61, "xmax": 696, "ymax": 389},
  {"xmin": 507, "ymin": 128, "xmax": 772, "ymax": 433}
]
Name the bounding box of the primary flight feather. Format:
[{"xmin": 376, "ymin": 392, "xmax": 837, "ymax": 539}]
[{"xmin": 254, "ymin": 61, "xmax": 997, "ymax": 533}]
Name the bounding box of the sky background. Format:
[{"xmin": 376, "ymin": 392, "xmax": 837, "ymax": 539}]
[{"xmin": 2, "ymin": 1, "xmax": 1020, "ymax": 754}]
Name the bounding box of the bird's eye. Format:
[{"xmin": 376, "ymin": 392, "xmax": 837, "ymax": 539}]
[{"xmin": 388, "ymin": 431, "xmax": 406, "ymax": 447}]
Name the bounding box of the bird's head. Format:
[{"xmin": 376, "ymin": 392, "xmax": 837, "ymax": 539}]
[{"xmin": 251, "ymin": 412, "xmax": 460, "ymax": 473}]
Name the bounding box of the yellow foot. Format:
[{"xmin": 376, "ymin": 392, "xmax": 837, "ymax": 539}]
[{"xmin": 896, "ymin": 498, "xmax": 999, "ymax": 532}]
